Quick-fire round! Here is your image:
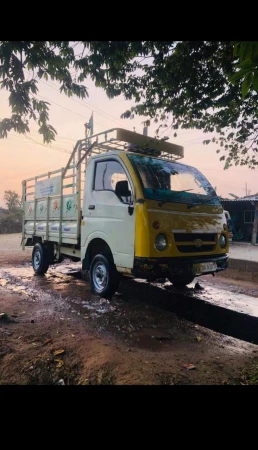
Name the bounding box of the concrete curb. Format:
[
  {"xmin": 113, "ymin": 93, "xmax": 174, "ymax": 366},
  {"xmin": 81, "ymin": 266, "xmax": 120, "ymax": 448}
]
[{"xmin": 217, "ymin": 258, "xmax": 258, "ymax": 283}]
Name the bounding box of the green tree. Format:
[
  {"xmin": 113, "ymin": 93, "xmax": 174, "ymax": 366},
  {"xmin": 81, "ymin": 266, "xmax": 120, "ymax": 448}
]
[
  {"xmin": 4, "ymin": 190, "xmax": 21, "ymax": 212},
  {"xmin": 1, "ymin": 190, "xmax": 22, "ymax": 234},
  {"xmin": 1, "ymin": 41, "xmax": 258, "ymax": 168}
]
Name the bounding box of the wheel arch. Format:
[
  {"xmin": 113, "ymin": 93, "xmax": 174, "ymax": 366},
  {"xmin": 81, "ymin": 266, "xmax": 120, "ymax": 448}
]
[
  {"xmin": 25, "ymin": 236, "xmax": 42, "ymax": 246},
  {"xmin": 82, "ymin": 238, "xmax": 114, "ymax": 270}
]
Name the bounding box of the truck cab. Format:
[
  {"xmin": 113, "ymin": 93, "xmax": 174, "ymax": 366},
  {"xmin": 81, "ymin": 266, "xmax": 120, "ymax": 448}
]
[{"xmin": 22, "ymin": 128, "xmax": 229, "ymax": 297}]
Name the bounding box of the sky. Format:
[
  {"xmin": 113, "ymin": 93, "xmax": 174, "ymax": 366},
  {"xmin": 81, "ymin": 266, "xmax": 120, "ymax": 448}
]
[{"xmin": 0, "ymin": 73, "xmax": 257, "ymax": 207}]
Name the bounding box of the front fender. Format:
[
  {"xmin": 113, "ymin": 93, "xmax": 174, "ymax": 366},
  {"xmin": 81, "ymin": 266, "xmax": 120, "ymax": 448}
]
[{"xmin": 81, "ymin": 230, "xmax": 117, "ymax": 268}]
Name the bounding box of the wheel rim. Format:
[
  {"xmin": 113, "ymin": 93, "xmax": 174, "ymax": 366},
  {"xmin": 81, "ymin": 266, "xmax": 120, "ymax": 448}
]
[
  {"xmin": 92, "ymin": 261, "xmax": 108, "ymax": 293},
  {"xmin": 33, "ymin": 249, "xmax": 41, "ymax": 270}
]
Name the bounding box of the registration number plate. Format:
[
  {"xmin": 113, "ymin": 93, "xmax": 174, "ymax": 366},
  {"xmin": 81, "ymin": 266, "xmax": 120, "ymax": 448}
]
[{"xmin": 193, "ymin": 262, "xmax": 217, "ymax": 275}]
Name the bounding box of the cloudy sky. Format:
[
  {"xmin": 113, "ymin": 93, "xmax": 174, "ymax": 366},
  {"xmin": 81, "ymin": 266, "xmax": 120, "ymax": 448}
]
[{"xmin": 0, "ymin": 74, "xmax": 257, "ymax": 207}]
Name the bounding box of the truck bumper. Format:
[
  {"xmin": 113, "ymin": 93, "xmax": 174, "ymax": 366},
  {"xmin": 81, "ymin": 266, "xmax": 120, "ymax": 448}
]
[{"xmin": 132, "ymin": 254, "xmax": 228, "ymax": 280}]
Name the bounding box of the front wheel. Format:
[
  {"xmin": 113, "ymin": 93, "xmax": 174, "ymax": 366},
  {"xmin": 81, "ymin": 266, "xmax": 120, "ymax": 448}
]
[
  {"xmin": 89, "ymin": 254, "xmax": 120, "ymax": 298},
  {"xmin": 168, "ymin": 273, "xmax": 195, "ymax": 288},
  {"xmin": 32, "ymin": 243, "xmax": 50, "ymax": 275}
]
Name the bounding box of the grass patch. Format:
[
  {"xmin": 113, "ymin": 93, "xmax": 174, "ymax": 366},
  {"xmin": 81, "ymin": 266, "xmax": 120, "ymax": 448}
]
[{"xmin": 239, "ymin": 363, "xmax": 258, "ymax": 385}]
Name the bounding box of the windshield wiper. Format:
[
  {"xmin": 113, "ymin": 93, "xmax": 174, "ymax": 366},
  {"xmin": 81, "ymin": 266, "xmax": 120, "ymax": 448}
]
[
  {"xmin": 157, "ymin": 189, "xmax": 194, "ymax": 207},
  {"xmin": 153, "ymin": 188, "xmax": 193, "ymax": 196},
  {"xmin": 172, "ymin": 189, "xmax": 194, "ymax": 195},
  {"xmin": 187, "ymin": 195, "xmax": 218, "ymax": 209}
]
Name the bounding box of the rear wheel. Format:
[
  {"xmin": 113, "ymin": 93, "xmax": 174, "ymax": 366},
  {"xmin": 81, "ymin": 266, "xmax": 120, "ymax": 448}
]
[
  {"xmin": 32, "ymin": 243, "xmax": 50, "ymax": 275},
  {"xmin": 168, "ymin": 273, "xmax": 195, "ymax": 288},
  {"xmin": 89, "ymin": 253, "xmax": 120, "ymax": 298}
]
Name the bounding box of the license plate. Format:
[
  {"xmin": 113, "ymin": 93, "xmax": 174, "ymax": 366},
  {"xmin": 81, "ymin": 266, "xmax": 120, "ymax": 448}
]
[{"xmin": 193, "ymin": 262, "xmax": 217, "ymax": 275}]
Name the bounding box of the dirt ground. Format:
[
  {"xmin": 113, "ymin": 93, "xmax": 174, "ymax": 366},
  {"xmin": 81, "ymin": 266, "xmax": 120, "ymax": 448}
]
[{"xmin": 1, "ymin": 233, "xmax": 258, "ymax": 385}]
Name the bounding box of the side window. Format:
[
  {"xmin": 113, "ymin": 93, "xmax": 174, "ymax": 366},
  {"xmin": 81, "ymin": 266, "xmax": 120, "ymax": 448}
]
[
  {"xmin": 94, "ymin": 160, "xmax": 132, "ymax": 203},
  {"xmin": 244, "ymin": 210, "xmax": 255, "ymax": 223}
]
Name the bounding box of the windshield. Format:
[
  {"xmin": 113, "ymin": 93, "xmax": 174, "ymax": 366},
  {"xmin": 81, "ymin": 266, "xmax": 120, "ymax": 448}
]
[{"xmin": 127, "ymin": 154, "xmax": 221, "ymax": 206}]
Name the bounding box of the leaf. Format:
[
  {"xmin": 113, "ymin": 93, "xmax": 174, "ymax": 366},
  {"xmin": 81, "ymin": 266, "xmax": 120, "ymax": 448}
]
[
  {"xmin": 196, "ymin": 336, "xmax": 201, "ymax": 342},
  {"xmin": 233, "ymin": 42, "xmax": 241, "ymax": 57},
  {"xmin": 183, "ymin": 364, "xmax": 196, "ymax": 370},
  {"xmin": 252, "ymin": 70, "xmax": 258, "ymax": 92},
  {"xmin": 54, "ymin": 359, "xmax": 64, "ymax": 368},
  {"xmin": 230, "ymin": 68, "xmax": 251, "ymax": 83},
  {"xmin": 242, "ymin": 73, "xmax": 253, "ymax": 99},
  {"xmin": 0, "ymin": 312, "xmax": 14, "ymax": 323},
  {"xmin": 240, "ymin": 42, "xmax": 248, "ymax": 60},
  {"xmin": 238, "ymin": 58, "xmax": 255, "ymax": 70},
  {"xmin": 43, "ymin": 338, "xmax": 52, "ymax": 345},
  {"xmin": 53, "ymin": 349, "xmax": 65, "ymax": 356}
]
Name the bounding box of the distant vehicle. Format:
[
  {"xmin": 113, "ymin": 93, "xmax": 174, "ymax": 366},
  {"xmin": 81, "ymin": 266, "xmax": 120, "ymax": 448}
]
[{"xmin": 224, "ymin": 210, "xmax": 233, "ymax": 242}]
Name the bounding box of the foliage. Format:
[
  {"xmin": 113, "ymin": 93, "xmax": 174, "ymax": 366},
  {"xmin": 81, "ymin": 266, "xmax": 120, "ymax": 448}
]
[
  {"xmin": 4, "ymin": 190, "xmax": 21, "ymax": 212},
  {"xmin": 230, "ymin": 42, "xmax": 258, "ymax": 99},
  {"xmin": 0, "ymin": 190, "xmax": 22, "ymax": 234},
  {"xmin": 1, "ymin": 41, "xmax": 258, "ymax": 168},
  {"xmin": 0, "ymin": 211, "xmax": 22, "ymax": 234}
]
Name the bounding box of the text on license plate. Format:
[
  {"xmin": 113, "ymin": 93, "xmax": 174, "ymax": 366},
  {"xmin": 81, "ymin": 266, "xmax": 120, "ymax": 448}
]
[{"xmin": 193, "ymin": 262, "xmax": 217, "ymax": 275}]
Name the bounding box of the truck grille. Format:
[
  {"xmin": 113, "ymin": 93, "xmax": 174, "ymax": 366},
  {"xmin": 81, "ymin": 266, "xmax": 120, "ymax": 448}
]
[{"xmin": 174, "ymin": 233, "xmax": 217, "ymax": 253}]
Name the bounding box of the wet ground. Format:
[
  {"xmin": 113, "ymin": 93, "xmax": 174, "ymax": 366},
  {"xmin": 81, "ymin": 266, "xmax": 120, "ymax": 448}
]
[{"xmin": 1, "ymin": 234, "xmax": 258, "ymax": 385}]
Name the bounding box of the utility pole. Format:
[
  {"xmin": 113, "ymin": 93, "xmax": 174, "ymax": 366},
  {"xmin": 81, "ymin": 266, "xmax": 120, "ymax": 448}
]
[
  {"xmin": 84, "ymin": 122, "xmax": 89, "ymax": 140},
  {"xmin": 84, "ymin": 112, "xmax": 94, "ymax": 141},
  {"xmin": 245, "ymin": 182, "xmax": 248, "ymax": 196},
  {"xmin": 143, "ymin": 126, "xmax": 148, "ymax": 136}
]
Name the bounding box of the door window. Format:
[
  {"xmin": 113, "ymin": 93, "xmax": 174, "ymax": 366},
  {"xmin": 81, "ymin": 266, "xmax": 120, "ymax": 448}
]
[{"xmin": 94, "ymin": 160, "xmax": 132, "ymax": 203}]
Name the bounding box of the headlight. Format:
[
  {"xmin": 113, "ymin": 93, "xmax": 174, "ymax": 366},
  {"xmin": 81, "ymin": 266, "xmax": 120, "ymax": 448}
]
[
  {"xmin": 155, "ymin": 233, "xmax": 168, "ymax": 251},
  {"xmin": 219, "ymin": 234, "xmax": 226, "ymax": 248}
]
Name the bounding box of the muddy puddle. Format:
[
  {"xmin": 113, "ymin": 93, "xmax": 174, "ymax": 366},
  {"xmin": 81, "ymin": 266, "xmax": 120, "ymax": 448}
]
[
  {"xmin": 1, "ymin": 261, "xmax": 258, "ymax": 346},
  {"xmin": 0, "ymin": 262, "xmax": 122, "ymax": 326}
]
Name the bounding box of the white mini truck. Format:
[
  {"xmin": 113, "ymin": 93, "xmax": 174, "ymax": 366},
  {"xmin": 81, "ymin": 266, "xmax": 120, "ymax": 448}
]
[{"xmin": 22, "ymin": 128, "xmax": 229, "ymax": 297}]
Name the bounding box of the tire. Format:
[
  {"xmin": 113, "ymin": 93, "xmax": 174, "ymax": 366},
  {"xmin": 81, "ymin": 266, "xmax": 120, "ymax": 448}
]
[
  {"xmin": 89, "ymin": 253, "xmax": 120, "ymax": 298},
  {"xmin": 168, "ymin": 273, "xmax": 195, "ymax": 288},
  {"xmin": 32, "ymin": 243, "xmax": 50, "ymax": 275}
]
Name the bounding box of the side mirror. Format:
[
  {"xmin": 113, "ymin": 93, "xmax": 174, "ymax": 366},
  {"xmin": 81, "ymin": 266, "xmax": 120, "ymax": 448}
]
[{"xmin": 115, "ymin": 180, "xmax": 131, "ymax": 198}]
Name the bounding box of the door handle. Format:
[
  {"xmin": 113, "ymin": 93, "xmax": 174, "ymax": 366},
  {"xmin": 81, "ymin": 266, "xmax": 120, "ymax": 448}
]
[
  {"xmin": 128, "ymin": 205, "xmax": 134, "ymax": 216},
  {"xmin": 88, "ymin": 205, "xmax": 95, "ymax": 210}
]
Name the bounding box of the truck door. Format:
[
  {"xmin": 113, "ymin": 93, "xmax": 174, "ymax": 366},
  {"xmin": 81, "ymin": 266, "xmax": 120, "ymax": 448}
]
[{"xmin": 83, "ymin": 157, "xmax": 135, "ymax": 269}]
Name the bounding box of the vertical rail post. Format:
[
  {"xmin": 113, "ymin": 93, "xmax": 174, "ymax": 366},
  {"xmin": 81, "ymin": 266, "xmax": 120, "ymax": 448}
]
[
  {"xmin": 45, "ymin": 172, "xmax": 50, "ymax": 242},
  {"xmin": 22, "ymin": 180, "xmax": 26, "ymax": 250},
  {"xmin": 72, "ymin": 154, "xmax": 75, "ymax": 194},
  {"xmin": 46, "ymin": 196, "xmax": 50, "ymax": 241},
  {"xmin": 76, "ymin": 144, "xmax": 81, "ymax": 240},
  {"xmin": 59, "ymin": 168, "xmax": 64, "ymax": 245},
  {"xmin": 33, "ymin": 176, "xmax": 38, "ymax": 237}
]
